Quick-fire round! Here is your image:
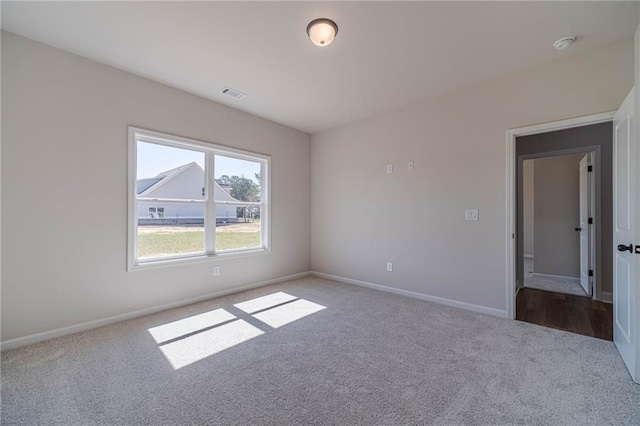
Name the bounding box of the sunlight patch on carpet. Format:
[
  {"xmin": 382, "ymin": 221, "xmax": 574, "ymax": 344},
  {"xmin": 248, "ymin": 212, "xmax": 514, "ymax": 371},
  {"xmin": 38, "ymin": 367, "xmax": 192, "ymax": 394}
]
[
  {"xmin": 148, "ymin": 308, "xmax": 236, "ymax": 344},
  {"xmin": 234, "ymin": 291, "xmax": 298, "ymax": 314},
  {"xmin": 252, "ymin": 299, "xmax": 326, "ymax": 328},
  {"xmin": 148, "ymin": 292, "xmax": 326, "ymax": 369},
  {"xmin": 159, "ymin": 319, "xmax": 264, "ymax": 369}
]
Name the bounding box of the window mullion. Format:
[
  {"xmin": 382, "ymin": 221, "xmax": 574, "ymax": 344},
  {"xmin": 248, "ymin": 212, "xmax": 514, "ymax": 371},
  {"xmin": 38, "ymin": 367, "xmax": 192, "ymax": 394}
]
[
  {"xmin": 260, "ymin": 161, "xmax": 266, "ymax": 249},
  {"xmin": 204, "ymin": 152, "xmax": 216, "ymax": 253}
]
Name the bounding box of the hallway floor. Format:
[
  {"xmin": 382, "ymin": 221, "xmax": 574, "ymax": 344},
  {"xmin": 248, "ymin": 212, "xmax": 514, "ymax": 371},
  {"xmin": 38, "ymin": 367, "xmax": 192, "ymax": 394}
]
[
  {"xmin": 516, "ymin": 287, "xmax": 613, "ymax": 340},
  {"xmin": 524, "ymin": 258, "xmax": 587, "ymax": 297}
]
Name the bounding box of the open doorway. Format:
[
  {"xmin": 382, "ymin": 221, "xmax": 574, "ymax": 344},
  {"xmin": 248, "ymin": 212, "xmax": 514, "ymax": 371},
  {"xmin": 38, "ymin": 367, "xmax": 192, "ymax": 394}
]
[
  {"xmin": 522, "ymin": 152, "xmax": 595, "ymax": 298},
  {"xmin": 512, "ymin": 121, "xmax": 614, "ymax": 340}
]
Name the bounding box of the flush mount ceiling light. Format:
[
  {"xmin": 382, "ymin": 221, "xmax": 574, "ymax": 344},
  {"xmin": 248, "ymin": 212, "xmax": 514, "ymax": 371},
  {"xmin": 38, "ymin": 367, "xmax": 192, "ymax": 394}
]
[
  {"xmin": 306, "ymin": 18, "xmax": 338, "ymax": 47},
  {"xmin": 553, "ymin": 36, "xmax": 576, "ymax": 50}
]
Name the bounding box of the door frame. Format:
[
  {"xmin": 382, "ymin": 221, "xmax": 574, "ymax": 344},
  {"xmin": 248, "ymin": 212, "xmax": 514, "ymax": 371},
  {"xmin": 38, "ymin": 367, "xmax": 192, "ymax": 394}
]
[{"xmin": 505, "ymin": 111, "xmax": 615, "ymax": 319}]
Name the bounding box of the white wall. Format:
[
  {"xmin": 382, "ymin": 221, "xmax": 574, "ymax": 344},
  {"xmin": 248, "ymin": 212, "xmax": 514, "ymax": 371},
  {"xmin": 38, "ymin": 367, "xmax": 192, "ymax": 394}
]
[
  {"xmin": 522, "ymin": 160, "xmax": 534, "ymax": 258},
  {"xmin": 1, "ymin": 32, "xmax": 311, "ymax": 342},
  {"xmin": 533, "ymin": 154, "xmax": 583, "ymax": 278},
  {"xmin": 311, "ymin": 38, "xmax": 634, "ymax": 313}
]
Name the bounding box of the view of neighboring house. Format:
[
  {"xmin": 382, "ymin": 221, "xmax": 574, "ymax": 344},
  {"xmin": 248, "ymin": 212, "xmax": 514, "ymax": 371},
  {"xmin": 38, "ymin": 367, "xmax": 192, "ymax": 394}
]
[{"xmin": 136, "ymin": 162, "xmax": 239, "ymax": 223}]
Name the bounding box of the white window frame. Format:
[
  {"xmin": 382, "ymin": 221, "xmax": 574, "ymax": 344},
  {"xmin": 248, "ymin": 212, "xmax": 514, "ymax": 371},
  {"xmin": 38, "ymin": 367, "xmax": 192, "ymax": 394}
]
[{"xmin": 128, "ymin": 127, "xmax": 270, "ymax": 271}]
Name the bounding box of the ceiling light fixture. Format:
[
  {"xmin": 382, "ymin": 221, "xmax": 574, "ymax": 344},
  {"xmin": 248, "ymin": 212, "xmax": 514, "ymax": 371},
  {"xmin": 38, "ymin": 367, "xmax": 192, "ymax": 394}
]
[
  {"xmin": 553, "ymin": 36, "xmax": 576, "ymax": 50},
  {"xmin": 306, "ymin": 18, "xmax": 338, "ymax": 47}
]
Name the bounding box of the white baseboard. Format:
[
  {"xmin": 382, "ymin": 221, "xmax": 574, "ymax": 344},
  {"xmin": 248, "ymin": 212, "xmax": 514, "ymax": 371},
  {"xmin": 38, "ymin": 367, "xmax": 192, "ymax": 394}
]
[
  {"xmin": 1, "ymin": 271, "xmax": 311, "ymax": 351},
  {"xmin": 532, "ymin": 272, "xmax": 580, "ymax": 282},
  {"xmin": 524, "ymin": 254, "xmax": 534, "ymax": 259},
  {"xmin": 601, "ymin": 291, "xmax": 613, "ymax": 304},
  {"xmin": 310, "ymin": 271, "xmax": 507, "ymax": 319}
]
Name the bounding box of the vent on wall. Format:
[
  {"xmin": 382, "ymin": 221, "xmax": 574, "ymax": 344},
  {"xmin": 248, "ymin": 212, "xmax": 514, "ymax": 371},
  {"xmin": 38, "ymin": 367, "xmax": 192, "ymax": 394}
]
[{"xmin": 220, "ymin": 87, "xmax": 247, "ymax": 100}]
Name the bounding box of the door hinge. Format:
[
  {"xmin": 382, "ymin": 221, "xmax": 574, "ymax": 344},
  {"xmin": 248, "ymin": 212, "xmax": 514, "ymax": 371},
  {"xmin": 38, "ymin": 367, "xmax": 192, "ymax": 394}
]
[
  {"xmin": 588, "ymin": 217, "xmax": 593, "ymax": 224},
  {"xmin": 588, "ymin": 270, "xmax": 593, "ymax": 277},
  {"xmin": 588, "ymin": 165, "xmax": 593, "ymax": 172}
]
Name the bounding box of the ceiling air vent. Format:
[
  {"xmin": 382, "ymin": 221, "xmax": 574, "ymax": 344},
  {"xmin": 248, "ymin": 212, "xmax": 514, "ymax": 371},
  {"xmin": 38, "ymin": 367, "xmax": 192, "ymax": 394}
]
[{"xmin": 220, "ymin": 87, "xmax": 247, "ymax": 100}]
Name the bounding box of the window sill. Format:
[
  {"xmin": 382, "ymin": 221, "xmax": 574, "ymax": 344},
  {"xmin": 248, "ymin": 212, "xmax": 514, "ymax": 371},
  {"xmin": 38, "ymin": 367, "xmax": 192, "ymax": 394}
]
[{"xmin": 128, "ymin": 247, "xmax": 270, "ymax": 272}]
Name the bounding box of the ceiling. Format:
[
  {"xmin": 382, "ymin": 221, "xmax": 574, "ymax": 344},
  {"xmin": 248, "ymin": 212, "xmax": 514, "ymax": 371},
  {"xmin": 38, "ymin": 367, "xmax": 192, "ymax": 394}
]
[{"xmin": 2, "ymin": 2, "xmax": 638, "ymax": 134}]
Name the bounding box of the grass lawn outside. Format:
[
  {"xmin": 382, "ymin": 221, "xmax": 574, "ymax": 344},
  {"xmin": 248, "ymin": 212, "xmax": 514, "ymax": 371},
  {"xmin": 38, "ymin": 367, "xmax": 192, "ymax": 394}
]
[{"xmin": 137, "ymin": 222, "xmax": 261, "ymax": 259}]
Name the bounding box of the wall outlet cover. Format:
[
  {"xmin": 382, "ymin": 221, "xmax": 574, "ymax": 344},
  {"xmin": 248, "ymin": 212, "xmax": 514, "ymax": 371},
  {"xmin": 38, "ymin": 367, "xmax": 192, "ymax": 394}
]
[{"xmin": 465, "ymin": 210, "xmax": 479, "ymax": 221}]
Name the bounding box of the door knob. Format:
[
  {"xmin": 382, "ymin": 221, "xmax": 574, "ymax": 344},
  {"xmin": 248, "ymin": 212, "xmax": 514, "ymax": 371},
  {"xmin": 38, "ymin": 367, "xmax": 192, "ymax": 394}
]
[
  {"xmin": 618, "ymin": 244, "xmax": 633, "ymax": 252},
  {"xmin": 575, "ymin": 227, "xmax": 582, "ymax": 231}
]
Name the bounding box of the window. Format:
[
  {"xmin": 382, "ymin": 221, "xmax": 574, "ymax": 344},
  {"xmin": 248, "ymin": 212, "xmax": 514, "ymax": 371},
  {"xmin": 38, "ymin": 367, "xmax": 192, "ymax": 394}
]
[{"xmin": 129, "ymin": 128, "xmax": 269, "ymax": 270}]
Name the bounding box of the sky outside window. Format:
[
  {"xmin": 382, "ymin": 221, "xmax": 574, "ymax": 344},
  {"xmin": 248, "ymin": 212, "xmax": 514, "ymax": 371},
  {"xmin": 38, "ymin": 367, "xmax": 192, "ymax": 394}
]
[{"xmin": 137, "ymin": 142, "xmax": 260, "ymax": 182}]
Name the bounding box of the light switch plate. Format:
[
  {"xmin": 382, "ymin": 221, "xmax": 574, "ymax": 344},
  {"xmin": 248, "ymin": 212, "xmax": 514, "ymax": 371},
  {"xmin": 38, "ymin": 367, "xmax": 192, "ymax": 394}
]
[
  {"xmin": 407, "ymin": 161, "xmax": 414, "ymax": 171},
  {"xmin": 386, "ymin": 164, "xmax": 393, "ymax": 174},
  {"xmin": 465, "ymin": 210, "xmax": 479, "ymax": 221}
]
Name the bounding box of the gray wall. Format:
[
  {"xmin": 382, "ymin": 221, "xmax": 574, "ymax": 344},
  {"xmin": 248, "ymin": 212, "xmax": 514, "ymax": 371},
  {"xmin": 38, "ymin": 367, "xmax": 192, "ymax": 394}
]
[
  {"xmin": 516, "ymin": 122, "xmax": 613, "ymax": 297},
  {"xmin": 1, "ymin": 32, "xmax": 311, "ymax": 342},
  {"xmin": 523, "ymin": 160, "xmax": 534, "ymax": 257},
  {"xmin": 311, "ymin": 38, "xmax": 632, "ymax": 313},
  {"xmin": 533, "ymin": 154, "xmax": 583, "ymax": 278}
]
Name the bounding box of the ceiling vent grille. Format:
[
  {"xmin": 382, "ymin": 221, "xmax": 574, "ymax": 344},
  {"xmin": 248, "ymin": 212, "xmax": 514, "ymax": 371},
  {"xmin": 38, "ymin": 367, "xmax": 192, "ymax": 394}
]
[{"xmin": 220, "ymin": 87, "xmax": 247, "ymax": 100}]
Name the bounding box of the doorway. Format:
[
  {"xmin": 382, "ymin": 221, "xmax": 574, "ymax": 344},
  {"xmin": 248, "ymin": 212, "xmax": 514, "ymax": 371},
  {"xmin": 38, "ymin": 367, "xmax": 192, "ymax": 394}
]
[
  {"xmin": 507, "ymin": 118, "xmax": 614, "ymax": 340},
  {"xmin": 507, "ymin": 97, "xmax": 638, "ymax": 382},
  {"xmin": 517, "ymin": 149, "xmax": 613, "ymax": 340},
  {"xmin": 521, "ymin": 152, "xmax": 595, "ymax": 298}
]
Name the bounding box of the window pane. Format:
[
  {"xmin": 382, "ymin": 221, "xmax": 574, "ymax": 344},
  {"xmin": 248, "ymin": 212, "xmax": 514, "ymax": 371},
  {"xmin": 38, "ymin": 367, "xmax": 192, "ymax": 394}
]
[
  {"xmin": 137, "ymin": 142, "xmax": 205, "ymax": 200},
  {"xmin": 214, "ymin": 155, "xmax": 261, "ymax": 202},
  {"xmin": 216, "ymin": 207, "xmax": 261, "ymax": 252},
  {"xmin": 131, "ymin": 130, "xmax": 269, "ymax": 267},
  {"xmin": 137, "ymin": 202, "xmax": 204, "ymax": 260}
]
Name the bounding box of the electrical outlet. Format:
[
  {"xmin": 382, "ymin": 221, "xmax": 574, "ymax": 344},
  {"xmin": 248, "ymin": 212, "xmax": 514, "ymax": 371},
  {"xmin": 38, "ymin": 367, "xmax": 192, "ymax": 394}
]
[
  {"xmin": 213, "ymin": 266, "xmax": 220, "ymax": 276},
  {"xmin": 386, "ymin": 262, "xmax": 393, "ymax": 272},
  {"xmin": 465, "ymin": 210, "xmax": 479, "ymax": 221},
  {"xmin": 386, "ymin": 164, "xmax": 393, "ymax": 174},
  {"xmin": 407, "ymin": 161, "xmax": 414, "ymax": 171}
]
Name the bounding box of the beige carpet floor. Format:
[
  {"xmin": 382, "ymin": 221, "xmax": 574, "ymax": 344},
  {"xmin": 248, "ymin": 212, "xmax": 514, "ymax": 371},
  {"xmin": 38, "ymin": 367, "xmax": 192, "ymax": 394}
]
[
  {"xmin": 2, "ymin": 276, "xmax": 639, "ymax": 425},
  {"xmin": 524, "ymin": 258, "xmax": 587, "ymax": 297}
]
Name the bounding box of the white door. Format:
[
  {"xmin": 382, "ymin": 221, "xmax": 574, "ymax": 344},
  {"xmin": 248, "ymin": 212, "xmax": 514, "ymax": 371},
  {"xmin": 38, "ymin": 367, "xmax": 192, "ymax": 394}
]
[
  {"xmin": 613, "ymin": 88, "xmax": 637, "ymax": 382},
  {"xmin": 578, "ymin": 154, "xmax": 591, "ymax": 296}
]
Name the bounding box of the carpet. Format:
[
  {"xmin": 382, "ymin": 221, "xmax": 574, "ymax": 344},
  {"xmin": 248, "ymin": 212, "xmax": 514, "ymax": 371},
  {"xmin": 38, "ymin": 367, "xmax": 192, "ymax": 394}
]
[
  {"xmin": 2, "ymin": 276, "xmax": 639, "ymax": 425},
  {"xmin": 524, "ymin": 258, "xmax": 587, "ymax": 297}
]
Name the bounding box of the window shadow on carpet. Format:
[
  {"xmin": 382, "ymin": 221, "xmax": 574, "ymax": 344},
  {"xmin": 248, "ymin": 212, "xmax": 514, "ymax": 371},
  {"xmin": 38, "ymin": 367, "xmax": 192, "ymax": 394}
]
[{"xmin": 147, "ymin": 292, "xmax": 326, "ymax": 369}]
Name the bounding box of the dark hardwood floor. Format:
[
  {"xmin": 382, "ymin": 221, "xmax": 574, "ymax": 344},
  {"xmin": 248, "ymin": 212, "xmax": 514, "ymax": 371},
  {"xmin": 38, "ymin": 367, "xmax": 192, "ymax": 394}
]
[{"xmin": 516, "ymin": 287, "xmax": 613, "ymax": 341}]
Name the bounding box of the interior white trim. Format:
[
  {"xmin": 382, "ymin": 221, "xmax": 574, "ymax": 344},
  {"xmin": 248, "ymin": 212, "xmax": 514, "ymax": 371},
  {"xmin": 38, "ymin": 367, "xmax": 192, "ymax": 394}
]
[
  {"xmin": 524, "ymin": 254, "xmax": 534, "ymax": 259},
  {"xmin": 602, "ymin": 291, "xmax": 613, "ymax": 304},
  {"xmin": 506, "ymin": 111, "xmax": 615, "ymax": 319},
  {"xmin": 0, "ymin": 271, "xmax": 311, "ymax": 351},
  {"xmin": 311, "ymin": 271, "xmax": 508, "ymax": 319}
]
